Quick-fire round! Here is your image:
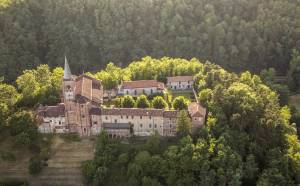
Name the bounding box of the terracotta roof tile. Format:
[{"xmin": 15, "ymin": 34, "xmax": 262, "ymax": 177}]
[
  {"xmin": 163, "ymin": 110, "xmax": 179, "ymax": 118},
  {"xmin": 167, "ymin": 76, "xmax": 193, "ymax": 82},
  {"xmin": 38, "ymin": 105, "xmax": 65, "ymax": 117},
  {"xmin": 89, "ymin": 107, "xmax": 101, "ymax": 115},
  {"xmin": 121, "ymin": 80, "xmax": 165, "ymax": 90},
  {"xmin": 101, "ymin": 108, "xmax": 164, "ymax": 116},
  {"xmin": 188, "ymin": 102, "xmax": 206, "ymax": 117}
]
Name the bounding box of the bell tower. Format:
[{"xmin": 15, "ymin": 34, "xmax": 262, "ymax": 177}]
[{"xmin": 62, "ymin": 56, "xmax": 75, "ymax": 102}]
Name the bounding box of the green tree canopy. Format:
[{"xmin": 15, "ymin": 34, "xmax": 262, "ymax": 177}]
[
  {"xmin": 176, "ymin": 110, "xmax": 192, "ymax": 137},
  {"xmin": 122, "ymin": 95, "xmax": 135, "ymax": 108},
  {"xmin": 136, "ymin": 95, "xmax": 150, "ymax": 108},
  {"xmin": 151, "ymin": 96, "xmax": 168, "ymax": 109},
  {"xmin": 172, "ymin": 96, "xmax": 189, "ymax": 110}
]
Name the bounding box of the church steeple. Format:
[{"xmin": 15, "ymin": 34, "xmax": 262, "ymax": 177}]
[{"xmin": 64, "ymin": 56, "xmax": 72, "ymax": 80}]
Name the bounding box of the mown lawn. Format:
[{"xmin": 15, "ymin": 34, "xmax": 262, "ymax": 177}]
[{"xmin": 289, "ymin": 94, "xmax": 300, "ymax": 111}]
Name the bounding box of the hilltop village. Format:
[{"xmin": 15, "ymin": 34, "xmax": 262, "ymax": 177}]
[{"xmin": 37, "ymin": 58, "xmax": 206, "ymax": 138}]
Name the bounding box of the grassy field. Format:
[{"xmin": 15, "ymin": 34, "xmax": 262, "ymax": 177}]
[
  {"xmin": 289, "ymin": 94, "xmax": 300, "ymax": 111},
  {"xmin": 0, "ymin": 130, "xmax": 32, "ymax": 184},
  {"xmin": 168, "ymin": 89, "xmax": 195, "ymax": 101}
]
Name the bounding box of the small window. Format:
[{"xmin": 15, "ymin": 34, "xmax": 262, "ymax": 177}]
[
  {"xmin": 121, "ymin": 115, "xmax": 123, "ymax": 119},
  {"xmin": 126, "ymin": 115, "xmax": 128, "ymax": 119},
  {"xmin": 115, "ymin": 119, "xmax": 117, "ymax": 123},
  {"xmin": 105, "ymin": 116, "xmax": 108, "ymax": 120},
  {"xmin": 134, "ymin": 90, "xmax": 137, "ymax": 95},
  {"xmin": 140, "ymin": 124, "xmax": 142, "ymax": 128},
  {"xmin": 169, "ymin": 118, "xmax": 171, "ymax": 121},
  {"xmin": 132, "ymin": 116, "xmax": 134, "ymax": 119},
  {"xmin": 140, "ymin": 116, "xmax": 142, "ymax": 119},
  {"xmin": 126, "ymin": 90, "xmax": 129, "ymax": 94},
  {"xmin": 154, "ymin": 124, "xmax": 157, "ymax": 128},
  {"xmin": 94, "ymin": 121, "xmax": 97, "ymax": 124},
  {"xmin": 82, "ymin": 115, "xmax": 85, "ymax": 118},
  {"xmin": 149, "ymin": 124, "xmax": 152, "ymax": 128},
  {"xmin": 194, "ymin": 118, "xmax": 197, "ymax": 121},
  {"xmin": 81, "ymin": 105, "xmax": 84, "ymax": 108},
  {"xmin": 149, "ymin": 116, "xmax": 151, "ymax": 119}
]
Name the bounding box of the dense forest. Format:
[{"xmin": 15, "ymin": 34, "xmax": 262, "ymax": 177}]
[
  {"xmin": 1, "ymin": 0, "xmax": 300, "ymax": 82},
  {"xmin": 79, "ymin": 58, "xmax": 300, "ymax": 185}
]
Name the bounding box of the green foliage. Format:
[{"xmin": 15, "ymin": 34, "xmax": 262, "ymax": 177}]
[
  {"xmin": 1, "ymin": 0, "xmax": 299, "ymax": 82},
  {"xmin": 172, "ymin": 96, "xmax": 189, "ymax": 110},
  {"xmin": 144, "ymin": 134, "xmax": 161, "ymax": 155},
  {"xmin": 0, "ymin": 83, "xmax": 20, "ymax": 107},
  {"xmin": 176, "ymin": 110, "xmax": 192, "ymax": 137},
  {"xmin": 28, "ymin": 156, "xmax": 42, "ymax": 175},
  {"xmin": 136, "ymin": 95, "xmax": 150, "ymax": 108},
  {"xmin": 16, "ymin": 65, "xmax": 63, "ymax": 107},
  {"xmin": 8, "ymin": 111, "xmax": 38, "ymax": 147},
  {"xmin": 151, "ymin": 96, "xmax": 168, "ymax": 109},
  {"xmin": 288, "ymin": 50, "xmax": 300, "ymax": 92},
  {"xmin": 122, "ymin": 95, "xmax": 135, "ymax": 108},
  {"xmin": 0, "ymin": 151, "xmax": 16, "ymax": 162},
  {"xmin": 60, "ymin": 133, "xmax": 81, "ymax": 142},
  {"xmin": 81, "ymin": 160, "xmax": 96, "ymax": 183}
]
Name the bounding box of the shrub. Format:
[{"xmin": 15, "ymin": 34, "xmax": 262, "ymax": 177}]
[
  {"xmin": 81, "ymin": 160, "xmax": 96, "ymax": 183},
  {"xmin": 28, "ymin": 156, "xmax": 42, "ymax": 175},
  {"xmin": 61, "ymin": 133, "xmax": 81, "ymax": 142},
  {"xmin": 0, "ymin": 151, "xmax": 16, "ymax": 162}
]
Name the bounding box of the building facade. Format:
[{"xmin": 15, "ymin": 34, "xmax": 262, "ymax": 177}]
[
  {"xmin": 167, "ymin": 76, "xmax": 194, "ymax": 90},
  {"xmin": 118, "ymin": 80, "xmax": 165, "ymax": 97},
  {"xmin": 37, "ymin": 58, "xmax": 206, "ymax": 137}
]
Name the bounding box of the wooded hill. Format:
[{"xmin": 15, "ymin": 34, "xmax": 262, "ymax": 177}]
[
  {"xmin": 1, "ymin": 57, "xmax": 299, "ymax": 185},
  {"xmin": 1, "ymin": 0, "xmax": 300, "ymax": 82}
]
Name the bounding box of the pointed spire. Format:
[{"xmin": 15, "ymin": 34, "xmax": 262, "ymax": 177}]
[{"xmin": 64, "ymin": 56, "xmax": 72, "ymax": 80}]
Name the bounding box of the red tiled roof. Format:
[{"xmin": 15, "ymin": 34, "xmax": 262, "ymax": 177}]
[
  {"xmin": 163, "ymin": 110, "xmax": 179, "ymax": 118},
  {"xmin": 101, "ymin": 108, "xmax": 164, "ymax": 116},
  {"xmin": 167, "ymin": 76, "xmax": 193, "ymax": 82},
  {"xmin": 188, "ymin": 102, "xmax": 206, "ymax": 117},
  {"xmin": 121, "ymin": 80, "xmax": 165, "ymax": 90},
  {"xmin": 38, "ymin": 105, "xmax": 65, "ymax": 117},
  {"xmin": 89, "ymin": 107, "xmax": 101, "ymax": 115}
]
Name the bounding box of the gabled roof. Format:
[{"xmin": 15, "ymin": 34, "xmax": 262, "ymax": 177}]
[
  {"xmin": 120, "ymin": 80, "xmax": 165, "ymax": 90},
  {"xmin": 89, "ymin": 107, "xmax": 101, "ymax": 115},
  {"xmin": 167, "ymin": 76, "xmax": 193, "ymax": 83},
  {"xmin": 37, "ymin": 104, "xmax": 65, "ymax": 117},
  {"xmin": 188, "ymin": 102, "xmax": 206, "ymax": 118},
  {"xmin": 163, "ymin": 110, "xmax": 179, "ymax": 118},
  {"xmin": 101, "ymin": 108, "xmax": 164, "ymax": 116}
]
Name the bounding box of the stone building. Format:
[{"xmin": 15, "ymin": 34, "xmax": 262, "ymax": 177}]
[
  {"xmin": 188, "ymin": 102, "xmax": 207, "ymax": 134},
  {"xmin": 37, "ymin": 57, "xmax": 104, "ymax": 136},
  {"xmin": 89, "ymin": 108, "xmax": 178, "ymax": 138},
  {"xmin": 37, "ymin": 58, "xmax": 206, "ymax": 137},
  {"xmin": 167, "ymin": 76, "xmax": 194, "ymax": 90},
  {"xmin": 118, "ymin": 80, "xmax": 165, "ymax": 97}
]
